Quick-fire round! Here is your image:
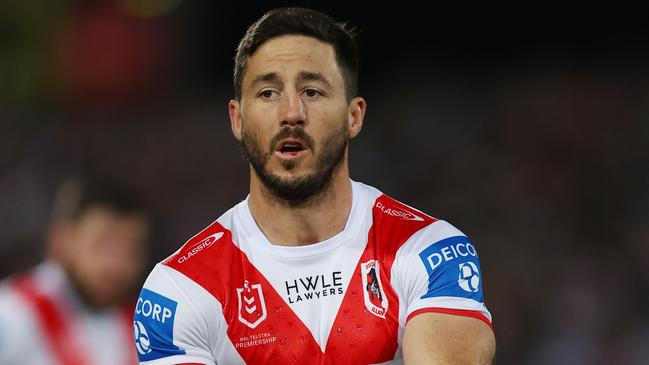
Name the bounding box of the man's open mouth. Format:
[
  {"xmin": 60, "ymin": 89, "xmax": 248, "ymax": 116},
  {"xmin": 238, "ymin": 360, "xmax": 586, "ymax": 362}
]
[{"xmin": 276, "ymin": 139, "xmax": 307, "ymax": 157}]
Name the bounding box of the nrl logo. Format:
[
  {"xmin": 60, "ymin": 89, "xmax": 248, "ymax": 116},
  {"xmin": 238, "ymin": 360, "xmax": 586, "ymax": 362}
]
[
  {"xmin": 236, "ymin": 280, "xmax": 267, "ymax": 329},
  {"xmin": 360, "ymin": 259, "xmax": 388, "ymax": 318}
]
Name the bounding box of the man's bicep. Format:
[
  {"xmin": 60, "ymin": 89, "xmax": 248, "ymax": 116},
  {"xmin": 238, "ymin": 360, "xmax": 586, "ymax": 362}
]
[{"xmin": 403, "ymin": 312, "xmax": 495, "ymax": 365}]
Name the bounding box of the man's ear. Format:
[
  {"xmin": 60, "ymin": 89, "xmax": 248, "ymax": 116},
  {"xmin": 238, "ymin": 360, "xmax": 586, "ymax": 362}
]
[
  {"xmin": 229, "ymin": 99, "xmax": 242, "ymax": 141},
  {"xmin": 46, "ymin": 220, "xmax": 76, "ymax": 264},
  {"xmin": 347, "ymin": 97, "xmax": 367, "ymax": 139}
]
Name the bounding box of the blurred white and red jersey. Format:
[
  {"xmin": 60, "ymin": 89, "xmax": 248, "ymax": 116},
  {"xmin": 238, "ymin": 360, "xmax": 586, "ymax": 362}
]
[
  {"xmin": 135, "ymin": 181, "xmax": 492, "ymax": 364},
  {"xmin": 0, "ymin": 262, "xmax": 137, "ymax": 365}
]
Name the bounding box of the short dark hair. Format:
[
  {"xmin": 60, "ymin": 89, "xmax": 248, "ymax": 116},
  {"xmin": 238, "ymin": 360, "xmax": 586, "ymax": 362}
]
[
  {"xmin": 233, "ymin": 7, "xmax": 359, "ymax": 102},
  {"xmin": 51, "ymin": 174, "xmax": 148, "ymax": 222}
]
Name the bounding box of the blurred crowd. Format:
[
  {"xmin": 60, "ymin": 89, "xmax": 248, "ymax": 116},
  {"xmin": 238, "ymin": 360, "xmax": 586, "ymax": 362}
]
[{"xmin": 1, "ymin": 1, "xmax": 648, "ymax": 364}]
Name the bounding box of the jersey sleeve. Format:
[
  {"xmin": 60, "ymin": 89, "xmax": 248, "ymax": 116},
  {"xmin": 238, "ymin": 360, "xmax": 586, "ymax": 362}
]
[
  {"xmin": 392, "ymin": 220, "xmax": 492, "ymax": 328},
  {"xmin": 134, "ymin": 264, "xmax": 217, "ymax": 365}
]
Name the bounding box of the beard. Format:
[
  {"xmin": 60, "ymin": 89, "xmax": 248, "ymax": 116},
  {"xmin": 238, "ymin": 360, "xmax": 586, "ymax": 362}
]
[{"xmin": 240, "ymin": 122, "xmax": 348, "ymax": 207}]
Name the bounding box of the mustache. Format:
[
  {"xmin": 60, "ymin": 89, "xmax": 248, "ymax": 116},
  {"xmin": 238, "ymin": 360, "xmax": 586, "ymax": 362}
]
[{"xmin": 269, "ymin": 127, "xmax": 315, "ymax": 153}]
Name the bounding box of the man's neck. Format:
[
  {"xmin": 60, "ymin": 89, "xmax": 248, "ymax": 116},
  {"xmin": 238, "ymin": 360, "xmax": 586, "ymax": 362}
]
[{"xmin": 247, "ymin": 166, "xmax": 353, "ymax": 247}]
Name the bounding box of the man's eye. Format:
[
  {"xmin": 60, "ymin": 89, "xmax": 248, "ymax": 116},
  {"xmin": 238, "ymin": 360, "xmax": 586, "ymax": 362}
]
[
  {"xmin": 304, "ymin": 89, "xmax": 320, "ymax": 98},
  {"xmin": 260, "ymin": 90, "xmax": 276, "ymax": 99}
]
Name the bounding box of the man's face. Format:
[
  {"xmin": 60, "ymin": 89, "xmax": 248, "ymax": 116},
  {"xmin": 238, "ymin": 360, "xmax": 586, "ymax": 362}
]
[
  {"xmin": 62, "ymin": 207, "xmax": 148, "ymax": 309},
  {"xmin": 233, "ymin": 35, "xmax": 353, "ymax": 204}
]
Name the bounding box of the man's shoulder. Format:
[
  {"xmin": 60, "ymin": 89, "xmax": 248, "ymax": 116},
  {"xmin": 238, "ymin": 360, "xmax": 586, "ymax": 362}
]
[
  {"xmin": 365, "ymin": 185, "xmax": 438, "ymax": 234},
  {"xmin": 373, "ymin": 193, "xmax": 435, "ymax": 223},
  {"xmin": 360, "ymin": 183, "xmax": 473, "ymax": 255},
  {"xmin": 355, "ymin": 183, "xmax": 449, "ymax": 260},
  {"xmin": 0, "ymin": 274, "xmax": 26, "ymax": 307}
]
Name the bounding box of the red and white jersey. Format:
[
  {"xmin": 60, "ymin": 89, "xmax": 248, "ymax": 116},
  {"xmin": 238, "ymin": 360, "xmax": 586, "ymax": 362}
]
[
  {"xmin": 134, "ymin": 181, "xmax": 492, "ymax": 364},
  {"xmin": 0, "ymin": 262, "xmax": 137, "ymax": 365}
]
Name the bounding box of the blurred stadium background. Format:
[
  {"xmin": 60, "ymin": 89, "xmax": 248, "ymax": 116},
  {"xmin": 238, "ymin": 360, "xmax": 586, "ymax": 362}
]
[{"xmin": 1, "ymin": 1, "xmax": 648, "ymax": 364}]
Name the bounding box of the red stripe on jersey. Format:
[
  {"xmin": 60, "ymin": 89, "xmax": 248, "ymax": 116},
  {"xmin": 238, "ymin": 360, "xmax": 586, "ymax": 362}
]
[
  {"xmin": 164, "ymin": 194, "xmax": 435, "ymax": 364},
  {"xmin": 406, "ymin": 307, "xmax": 493, "ymax": 331}
]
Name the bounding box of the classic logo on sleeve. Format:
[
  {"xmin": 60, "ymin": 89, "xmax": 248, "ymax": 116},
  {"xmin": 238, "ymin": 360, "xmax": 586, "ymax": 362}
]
[
  {"xmin": 375, "ymin": 201, "xmax": 424, "ymax": 221},
  {"xmin": 133, "ymin": 288, "xmax": 185, "ymax": 361},
  {"xmin": 418, "ymin": 236, "xmax": 484, "ymax": 301},
  {"xmin": 177, "ymin": 231, "xmax": 223, "ymax": 264}
]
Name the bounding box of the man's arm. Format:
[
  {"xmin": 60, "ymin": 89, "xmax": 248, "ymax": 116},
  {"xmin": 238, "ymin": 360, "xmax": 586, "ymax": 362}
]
[
  {"xmin": 392, "ymin": 220, "xmax": 496, "ymax": 364},
  {"xmin": 403, "ymin": 312, "xmax": 495, "ymax": 364}
]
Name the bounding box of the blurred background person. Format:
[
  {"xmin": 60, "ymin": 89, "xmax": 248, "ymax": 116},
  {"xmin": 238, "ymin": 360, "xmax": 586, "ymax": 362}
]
[{"xmin": 0, "ymin": 174, "xmax": 150, "ymax": 365}]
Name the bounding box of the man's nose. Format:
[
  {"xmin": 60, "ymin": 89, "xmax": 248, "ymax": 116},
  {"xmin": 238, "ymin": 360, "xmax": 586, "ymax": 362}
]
[{"xmin": 281, "ymin": 92, "xmax": 306, "ymax": 126}]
